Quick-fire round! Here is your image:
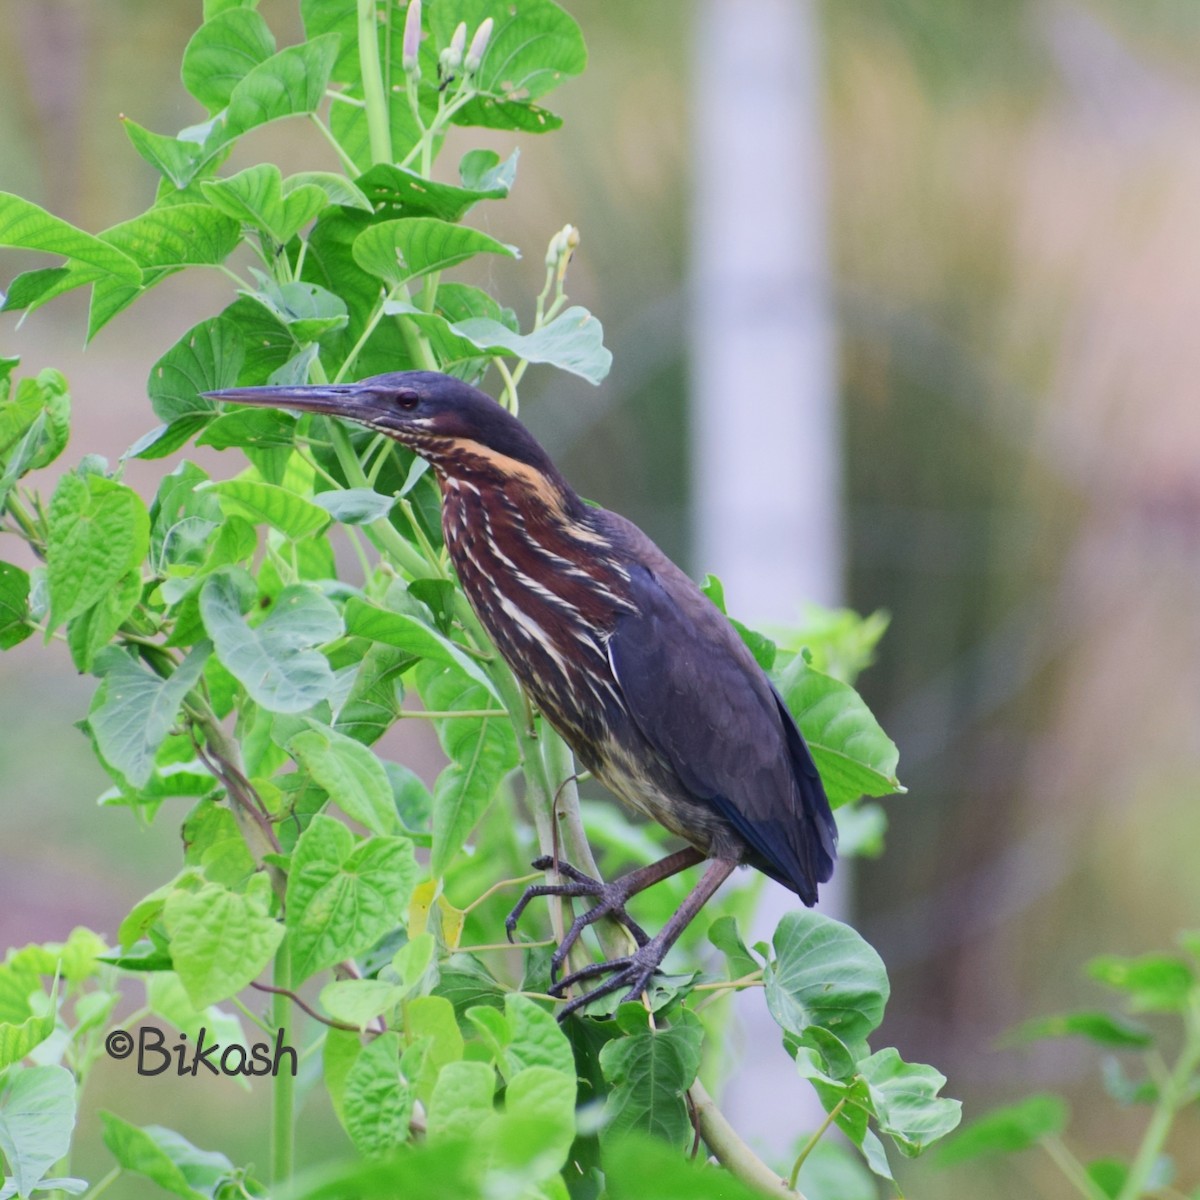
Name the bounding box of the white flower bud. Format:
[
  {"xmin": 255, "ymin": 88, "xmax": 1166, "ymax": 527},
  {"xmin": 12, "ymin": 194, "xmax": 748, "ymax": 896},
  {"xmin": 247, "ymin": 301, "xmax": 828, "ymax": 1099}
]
[
  {"xmin": 465, "ymin": 17, "xmax": 493, "ymax": 73},
  {"xmin": 440, "ymin": 23, "xmax": 466, "ymax": 73},
  {"xmin": 402, "ymin": 0, "xmax": 422, "ymax": 74}
]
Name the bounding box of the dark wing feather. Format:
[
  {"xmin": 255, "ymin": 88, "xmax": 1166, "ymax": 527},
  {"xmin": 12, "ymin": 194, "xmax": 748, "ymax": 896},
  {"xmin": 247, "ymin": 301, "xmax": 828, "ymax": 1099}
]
[{"xmin": 608, "ymin": 560, "xmax": 837, "ymax": 903}]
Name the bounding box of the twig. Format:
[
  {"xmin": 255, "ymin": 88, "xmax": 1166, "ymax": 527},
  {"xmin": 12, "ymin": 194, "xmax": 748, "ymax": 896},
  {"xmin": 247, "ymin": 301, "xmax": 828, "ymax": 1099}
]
[
  {"xmin": 689, "ymin": 1079, "xmax": 803, "ymax": 1199},
  {"xmin": 788, "ymin": 1099, "xmax": 844, "ymax": 1189},
  {"xmin": 249, "ymin": 981, "xmax": 361, "ymax": 1033}
]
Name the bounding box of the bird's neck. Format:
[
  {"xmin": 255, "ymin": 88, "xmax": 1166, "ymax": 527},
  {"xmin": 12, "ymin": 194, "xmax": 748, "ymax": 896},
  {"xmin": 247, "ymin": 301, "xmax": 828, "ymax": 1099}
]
[{"xmin": 433, "ymin": 445, "xmax": 581, "ymax": 523}]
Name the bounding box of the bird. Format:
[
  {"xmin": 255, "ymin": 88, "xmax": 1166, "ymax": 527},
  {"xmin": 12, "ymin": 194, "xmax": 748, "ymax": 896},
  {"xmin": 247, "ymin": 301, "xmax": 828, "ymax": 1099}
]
[{"xmin": 204, "ymin": 371, "xmax": 837, "ymax": 1018}]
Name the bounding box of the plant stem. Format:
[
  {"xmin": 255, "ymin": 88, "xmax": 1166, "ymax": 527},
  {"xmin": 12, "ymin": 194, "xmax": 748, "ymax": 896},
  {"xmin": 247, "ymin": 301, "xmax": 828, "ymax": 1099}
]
[
  {"xmin": 309, "ymin": 114, "xmax": 361, "ymax": 176},
  {"xmin": 788, "ymin": 1099, "xmax": 844, "ymax": 1189},
  {"xmin": 689, "ymin": 1079, "xmax": 803, "ymax": 1199},
  {"xmin": 542, "ymin": 729, "xmax": 630, "ymax": 966},
  {"xmin": 81, "ymin": 1167, "xmax": 121, "ymax": 1200},
  {"xmin": 356, "ymin": 0, "xmax": 392, "ymax": 165},
  {"xmin": 270, "ymin": 953, "xmax": 295, "ymax": 1187},
  {"xmin": 326, "ymin": 420, "xmax": 430, "ymax": 577},
  {"xmin": 1042, "ymin": 1135, "xmax": 1107, "ymax": 1200},
  {"xmin": 1115, "ymin": 998, "xmax": 1200, "ymax": 1200},
  {"xmin": 401, "ymin": 708, "xmax": 507, "ymax": 719}
]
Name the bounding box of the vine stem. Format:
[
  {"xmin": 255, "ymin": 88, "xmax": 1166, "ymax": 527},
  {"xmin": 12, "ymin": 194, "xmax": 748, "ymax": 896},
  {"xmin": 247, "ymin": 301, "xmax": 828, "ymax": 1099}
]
[
  {"xmin": 357, "ymin": 0, "xmax": 392, "ymax": 164},
  {"xmin": 81, "ymin": 1167, "xmax": 121, "ymax": 1200},
  {"xmin": 1114, "ymin": 997, "xmax": 1200, "ymax": 1200},
  {"xmin": 269, "ymin": 953, "xmax": 295, "ymax": 1187},
  {"xmin": 689, "ymin": 1079, "xmax": 804, "ymax": 1199},
  {"xmin": 1042, "ymin": 1135, "xmax": 1107, "ymax": 1200},
  {"xmin": 788, "ymin": 1098, "xmax": 844, "ymax": 1189}
]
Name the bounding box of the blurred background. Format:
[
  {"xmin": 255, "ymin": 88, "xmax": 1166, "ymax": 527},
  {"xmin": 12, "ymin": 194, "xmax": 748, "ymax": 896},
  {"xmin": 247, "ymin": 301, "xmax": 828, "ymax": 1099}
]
[{"xmin": 3, "ymin": 0, "xmax": 1200, "ymax": 1195}]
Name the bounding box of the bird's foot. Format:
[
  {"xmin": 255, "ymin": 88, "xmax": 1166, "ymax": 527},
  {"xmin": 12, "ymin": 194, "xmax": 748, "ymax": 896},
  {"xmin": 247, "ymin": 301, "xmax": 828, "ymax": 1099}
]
[
  {"xmin": 506, "ymin": 855, "xmax": 650, "ymax": 986},
  {"xmin": 548, "ymin": 937, "xmax": 669, "ymax": 1022}
]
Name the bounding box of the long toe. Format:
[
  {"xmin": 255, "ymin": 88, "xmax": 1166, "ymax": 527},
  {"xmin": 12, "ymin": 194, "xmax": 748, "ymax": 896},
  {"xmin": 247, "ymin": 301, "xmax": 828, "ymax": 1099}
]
[
  {"xmin": 549, "ymin": 954, "xmax": 633, "ymax": 998},
  {"xmin": 529, "ymin": 856, "xmax": 601, "ymax": 888}
]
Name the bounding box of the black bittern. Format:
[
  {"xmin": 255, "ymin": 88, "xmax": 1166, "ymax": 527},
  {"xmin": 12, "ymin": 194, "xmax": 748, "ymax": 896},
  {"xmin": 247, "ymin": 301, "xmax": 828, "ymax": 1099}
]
[{"xmin": 206, "ymin": 372, "xmax": 837, "ymax": 1018}]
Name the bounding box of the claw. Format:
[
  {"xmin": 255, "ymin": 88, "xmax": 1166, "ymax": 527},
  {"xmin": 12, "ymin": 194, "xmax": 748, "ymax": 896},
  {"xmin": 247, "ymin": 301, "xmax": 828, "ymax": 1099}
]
[
  {"xmin": 505, "ymin": 850, "xmax": 724, "ymax": 1023},
  {"xmin": 505, "ymin": 856, "xmax": 651, "ymax": 983},
  {"xmin": 551, "ymin": 940, "xmax": 667, "ymax": 1022}
]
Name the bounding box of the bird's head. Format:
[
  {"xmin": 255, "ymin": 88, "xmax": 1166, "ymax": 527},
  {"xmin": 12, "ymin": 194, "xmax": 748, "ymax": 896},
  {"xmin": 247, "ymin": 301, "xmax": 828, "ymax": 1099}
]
[{"xmin": 204, "ymin": 371, "xmax": 569, "ymax": 498}]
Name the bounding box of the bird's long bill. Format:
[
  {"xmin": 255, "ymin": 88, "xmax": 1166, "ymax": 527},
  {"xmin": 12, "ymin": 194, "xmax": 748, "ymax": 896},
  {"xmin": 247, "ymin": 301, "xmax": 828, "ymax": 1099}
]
[{"xmin": 202, "ymin": 384, "xmax": 381, "ymax": 425}]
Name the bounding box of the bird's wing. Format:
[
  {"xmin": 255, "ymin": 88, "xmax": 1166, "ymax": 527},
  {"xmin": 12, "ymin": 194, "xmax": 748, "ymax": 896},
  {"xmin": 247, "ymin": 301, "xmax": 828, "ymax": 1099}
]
[{"xmin": 607, "ymin": 560, "xmax": 836, "ymax": 903}]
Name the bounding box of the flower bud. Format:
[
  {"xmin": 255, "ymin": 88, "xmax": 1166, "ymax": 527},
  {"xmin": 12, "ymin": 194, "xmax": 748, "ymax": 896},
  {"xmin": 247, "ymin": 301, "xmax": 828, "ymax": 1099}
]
[
  {"xmin": 444, "ymin": 20, "xmax": 465, "ymax": 67},
  {"xmin": 465, "ymin": 17, "xmax": 493, "ymax": 73},
  {"xmin": 545, "ymin": 223, "xmax": 579, "ymax": 269},
  {"xmin": 402, "ymin": 0, "xmax": 422, "ymax": 74}
]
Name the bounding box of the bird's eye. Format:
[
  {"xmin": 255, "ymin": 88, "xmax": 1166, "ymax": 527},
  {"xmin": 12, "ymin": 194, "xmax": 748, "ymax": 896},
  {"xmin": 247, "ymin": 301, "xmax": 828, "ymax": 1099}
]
[{"xmin": 396, "ymin": 390, "xmax": 420, "ymax": 411}]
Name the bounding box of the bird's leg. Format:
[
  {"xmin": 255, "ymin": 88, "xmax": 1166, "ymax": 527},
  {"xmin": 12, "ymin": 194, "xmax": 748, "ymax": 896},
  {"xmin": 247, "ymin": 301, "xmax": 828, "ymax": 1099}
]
[
  {"xmin": 506, "ymin": 847, "xmax": 705, "ymax": 983},
  {"xmin": 551, "ymin": 857, "xmax": 738, "ymax": 1021}
]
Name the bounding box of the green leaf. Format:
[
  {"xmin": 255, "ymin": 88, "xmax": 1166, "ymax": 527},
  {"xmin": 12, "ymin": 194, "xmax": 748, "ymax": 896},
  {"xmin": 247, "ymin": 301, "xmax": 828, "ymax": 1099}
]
[
  {"xmin": 355, "ymin": 155, "xmax": 516, "ymax": 223},
  {"xmin": 0, "ymin": 368, "xmax": 71, "ymax": 475},
  {"xmin": 285, "ymin": 814, "xmax": 418, "ymax": 982},
  {"xmin": 417, "ymin": 661, "xmax": 518, "ymax": 876},
  {"xmin": 183, "ymin": 798, "xmax": 256, "ymax": 886},
  {"xmin": 289, "ymin": 722, "xmax": 398, "ymax": 835},
  {"xmin": 1087, "ymin": 953, "xmax": 1195, "ymax": 1013},
  {"xmin": 148, "ymin": 316, "xmax": 244, "ymax": 423},
  {"xmin": 0, "ymin": 563, "xmax": 32, "ymax": 650},
  {"xmin": 1085, "ymin": 1159, "xmax": 1126, "ymax": 1199},
  {"xmin": 99, "ymin": 1114, "xmax": 241, "ymax": 1200},
  {"xmin": 352, "ymin": 218, "xmax": 517, "ymax": 288},
  {"xmin": 605, "ymin": 1134, "xmax": 787, "ymax": 1200},
  {"xmin": 342, "ymin": 1032, "xmax": 412, "ymax": 1157},
  {"xmin": 859, "ymin": 1048, "xmax": 961, "ymax": 1156},
  {"xmin": 435, "ymin": 956, "xmax": 506, "ymax": 1017},
  {"xmin": 335, "ymin": 644, "xmax": 411, "ymax": 747},
  {"xmin": 285, "ymin": 171, "xmax": 372, "ymax": 212},
  {"xmin": 428, "ymin": 0, "xmax": 586, "ymax": 134},
  {"xmin": 502, "ymin": 994, "xmax": 574, "ymax": 1079},
  {"xmin": 163, "ymin": 878, "xmax": 283, "ymax": 1008},
  {"xmin": 197, "ymin": 408, "xmax": 297, "ymax": 452},
  {"xmin": 143, "ymin": 973, "xmax": 245, "ymax": 1055},
  {"xmin": 89, "ymin": 644, "xmax": 209, "ymax": 788},
  {"xmin": 319, "ymin": 978, "xmax": 402, "ymax": 1030},
  {"xmin": 67, "ymin": 569, "xmax": 141, "ymax": 672},
  {"xmin": 224, "ymin": 35, "xmax": 340, "ymax": 139},
  {"xmin": 450, "ymin": 306, "xmax": 611, "ymax": 385},
  {"xmin": 121, "ymin": 119, "xmax": 207, "ymax": 191},
  {"xmin": 201, "ymin": 572, "xmax": 342, "ymax": 713},
  {"xmin": 0, "ymin": 192, "xmax": 140, "ymax": 283},
  {"xmin": 100, "ymin": 204, "xmax": 241, "ymax": 271},
  {"xmin": 1006, "ymin": 1010, "xmax": 1153, "ymax": 1050},
  {"xmin": 0, "ymin": 977, "xmax": 56, "ymax": 1070},
  {"xmin": 202, "ymin": 165, "xmax": 328, "ymax": 244},
  {"xmin": 46, "ymin": 473, "xmax": 149, "ymax": 631},
  {"xmin": 311, "ymin": 489, "xmax": 396, "ymax": 525},
  {"xmin": 765, "ymin": 910, "xmax": 889, "ymax": 1045},
  {"xmin": 202, "ymin": 479, "xmax": 330, "ymax": 539},
  {"xmin": 405, "ymin": 996, "xmax": 464, "ymax": 1105},
  {"xmin": 344, "ymin": 598, "xmax": 498, "ymax": 700},
  {"xmin": 181, "ymin": 8, "xmax": 277, "ymax": 113},
  {"xmin": 427, "ymin": 1061, "xmax": 495, "ymax": 1144},
  {"xmin": 0, "ymin": 1066, "xmax": 76, "ymax": 1198},
  {"xmin": 0, "ymin": 266, "xmax": 95, "ymax": 316},
  {"xmin": 938, "ymin": 1094, "xmax": 1067, "ymax": 1165},
  {"xmin": 775, "ymin": 656, "xmax": 903, "ymax": 808},
  {"xmin": 599, "ymin": 1018, "xmax": 704, "ymax": 1149},
  {"xmin": 242, "ymin": 275, "xmax": 348, "ymax": 340},
  {"xmin": 499, "ymin": 1065, "xmax": 576, "ymax": 1169},
  {"xmin": 707, "ymin": 915, "xmax": 762, "ymax": 981}
]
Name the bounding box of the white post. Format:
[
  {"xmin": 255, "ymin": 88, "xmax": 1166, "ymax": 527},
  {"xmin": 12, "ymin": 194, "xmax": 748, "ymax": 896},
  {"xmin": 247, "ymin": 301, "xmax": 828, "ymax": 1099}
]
[{"xmin": 690, "ymin": 0, "xmax": 844, "ymax": 1155}]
